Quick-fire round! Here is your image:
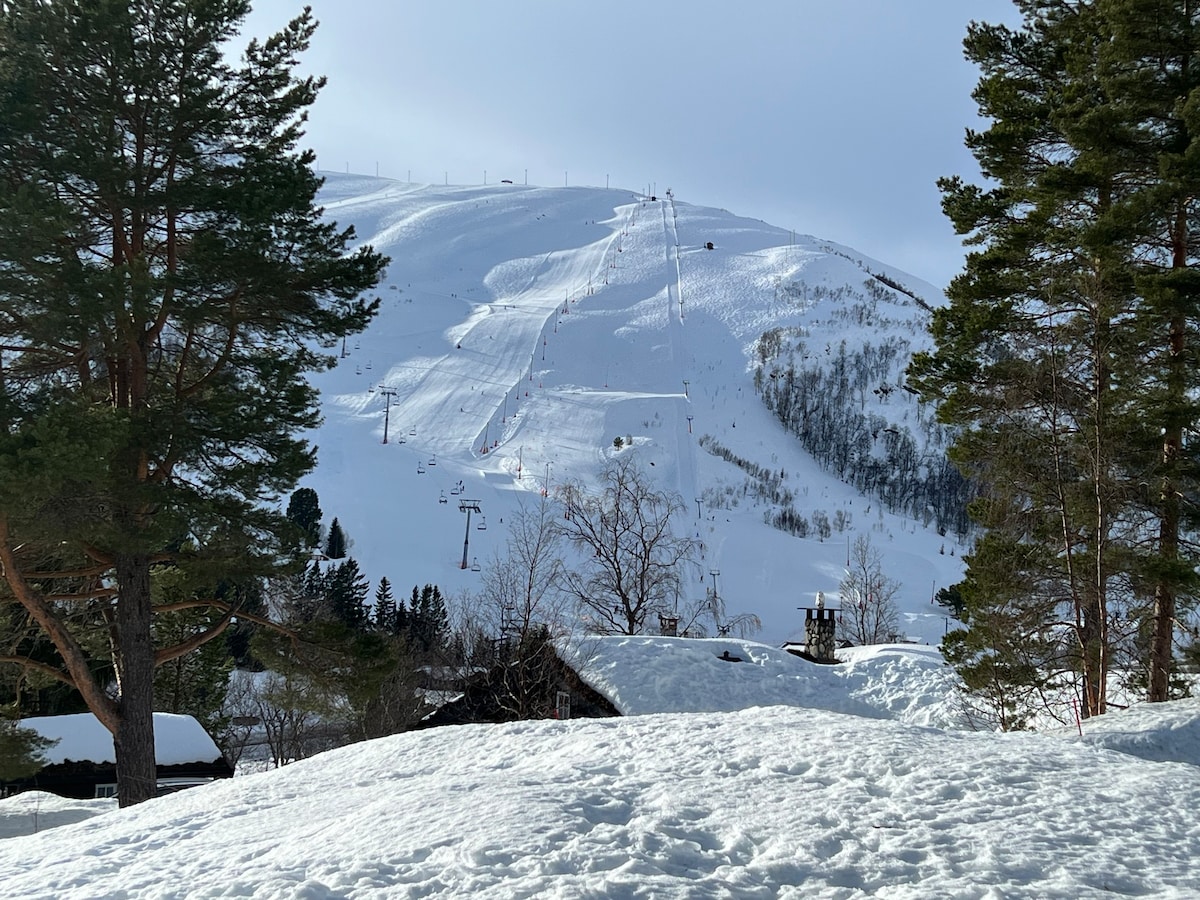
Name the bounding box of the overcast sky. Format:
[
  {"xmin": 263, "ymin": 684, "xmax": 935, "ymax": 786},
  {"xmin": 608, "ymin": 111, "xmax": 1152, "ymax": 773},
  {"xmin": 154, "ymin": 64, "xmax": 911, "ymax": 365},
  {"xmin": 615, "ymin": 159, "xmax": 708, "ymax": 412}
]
[{"xmin": 239, "ymin": 1, "xmax": 1023, "ymax": 291}]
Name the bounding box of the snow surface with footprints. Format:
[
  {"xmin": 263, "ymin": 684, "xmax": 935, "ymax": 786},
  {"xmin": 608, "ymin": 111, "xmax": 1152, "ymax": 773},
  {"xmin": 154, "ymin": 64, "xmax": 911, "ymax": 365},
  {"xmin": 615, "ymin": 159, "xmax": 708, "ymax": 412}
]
[{"xmin": 2, "ymin": 651, "xmax": 1199, "ymax": 898}]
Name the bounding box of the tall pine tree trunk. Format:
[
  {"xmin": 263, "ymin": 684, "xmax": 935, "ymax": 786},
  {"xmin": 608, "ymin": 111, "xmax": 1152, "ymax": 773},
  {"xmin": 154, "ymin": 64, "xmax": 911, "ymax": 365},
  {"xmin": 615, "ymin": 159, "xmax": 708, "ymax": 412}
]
[
  {"xmin": 1148, "ymin": 317, "xmax": 1184, "ymax": 701},
  {"xmin": 1148, "ymin": 208, "xmax": 1188, "ymax": 703},
  {"xmin": 113, "ymin": 551, "xmax": 157, "ymax": 806}
]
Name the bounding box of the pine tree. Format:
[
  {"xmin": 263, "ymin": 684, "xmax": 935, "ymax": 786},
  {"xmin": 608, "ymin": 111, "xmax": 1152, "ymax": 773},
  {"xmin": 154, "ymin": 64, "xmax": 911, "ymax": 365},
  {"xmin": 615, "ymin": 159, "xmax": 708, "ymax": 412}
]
[
  {"xmin": 1096, "ymin": 0, "xmax": 1200, "ymax": 703},
  {"xmin": 910, "ymin": 0, "xmax": 1200, "ymax": 716},
  {"xmin": 0, "ymin": 714, "xmax": 54, "ymax": 780},
  {"xmin": 152, "ymin": 606, "xmax": 235, "ymax": 736},
  {"xmin": 0, "ymin": 0, "xmax": 386, "ymax": 804}
]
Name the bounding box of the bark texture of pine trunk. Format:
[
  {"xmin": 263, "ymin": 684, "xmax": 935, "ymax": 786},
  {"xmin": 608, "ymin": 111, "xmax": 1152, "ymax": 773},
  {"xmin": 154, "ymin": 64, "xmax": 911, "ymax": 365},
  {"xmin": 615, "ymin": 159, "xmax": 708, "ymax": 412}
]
[{"xmin": 113, "ymin": 551, "xmax": 158, "ymax": 806}]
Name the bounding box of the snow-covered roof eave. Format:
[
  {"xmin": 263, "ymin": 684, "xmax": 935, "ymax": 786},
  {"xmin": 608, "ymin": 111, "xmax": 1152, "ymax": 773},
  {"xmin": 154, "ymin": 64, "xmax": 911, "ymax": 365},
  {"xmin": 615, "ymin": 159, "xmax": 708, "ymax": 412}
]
[{"xmin": 17, "ymin": 712, "xmax": 225, "ymax": 767}]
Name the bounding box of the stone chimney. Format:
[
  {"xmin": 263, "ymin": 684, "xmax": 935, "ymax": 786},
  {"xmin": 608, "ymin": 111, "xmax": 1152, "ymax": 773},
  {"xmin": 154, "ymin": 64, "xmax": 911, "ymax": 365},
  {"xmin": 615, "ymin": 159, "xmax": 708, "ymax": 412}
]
[{"xmin": 800, "ymin": 592, "xmax": 838, "ymax": 663}]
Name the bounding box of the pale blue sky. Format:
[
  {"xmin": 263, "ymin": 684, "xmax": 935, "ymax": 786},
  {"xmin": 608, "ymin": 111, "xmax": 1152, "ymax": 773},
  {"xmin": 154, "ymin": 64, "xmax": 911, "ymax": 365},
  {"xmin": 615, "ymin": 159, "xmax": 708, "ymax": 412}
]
[{"xmin": 240, "ymin": 1, "xmax": 1022, "ymax": 291}]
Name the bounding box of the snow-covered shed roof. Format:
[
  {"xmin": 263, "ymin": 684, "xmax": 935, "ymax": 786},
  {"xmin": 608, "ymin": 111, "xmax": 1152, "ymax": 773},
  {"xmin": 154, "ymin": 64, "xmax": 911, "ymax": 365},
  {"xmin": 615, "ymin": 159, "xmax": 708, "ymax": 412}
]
[
  {"xmin": 553, "ymin": 636, "xmax": 963, "ymax": 727},
  {"xmin": 17, "ymin": 713, "xmax": 225, "ymax": 766},
  {"xmin": 555, "ymin": 635, "xmax": 868, "ymax": 717}
]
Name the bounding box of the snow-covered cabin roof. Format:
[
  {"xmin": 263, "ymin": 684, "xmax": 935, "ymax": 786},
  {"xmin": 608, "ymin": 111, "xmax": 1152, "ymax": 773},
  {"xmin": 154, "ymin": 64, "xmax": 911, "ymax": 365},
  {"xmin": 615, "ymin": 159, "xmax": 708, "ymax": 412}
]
[
  {"xmin": 555, "ymin": 635, "xmax": 869, "ymax": 717},
  {"xmin": 17, "ymin": 713, "xmax": 225, "ymax": 766},
  {"xmin": 554, "ymin": 636, "xmax": 963, "ymax": 727}
]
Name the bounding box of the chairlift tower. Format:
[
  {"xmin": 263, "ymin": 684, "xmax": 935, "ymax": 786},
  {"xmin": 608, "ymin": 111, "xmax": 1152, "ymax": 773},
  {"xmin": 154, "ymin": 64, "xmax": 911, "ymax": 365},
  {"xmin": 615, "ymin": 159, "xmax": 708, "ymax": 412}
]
[
  {"xmin": 374, "ymin": 386, "xmax": 398, "ymax": 444},
  {"xmin": 459, "ymin": 500, "xmax": 482, "ymax": 569}
]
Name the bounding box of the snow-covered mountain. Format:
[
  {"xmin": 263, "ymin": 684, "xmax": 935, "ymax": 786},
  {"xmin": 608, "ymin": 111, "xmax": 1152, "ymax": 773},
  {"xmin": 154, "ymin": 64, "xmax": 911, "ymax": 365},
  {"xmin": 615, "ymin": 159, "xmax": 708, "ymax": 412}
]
[{"xmin": 301, "ymin": 174, "xmax": 965, "ymax": 645}]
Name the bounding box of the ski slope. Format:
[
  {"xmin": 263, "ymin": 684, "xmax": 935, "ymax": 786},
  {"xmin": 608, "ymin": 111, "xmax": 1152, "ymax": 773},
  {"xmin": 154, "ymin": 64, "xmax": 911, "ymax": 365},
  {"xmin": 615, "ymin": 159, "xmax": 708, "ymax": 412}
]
[{"xmin": 303, "ymin": 174, "xmax": 963, "ymax": 644}]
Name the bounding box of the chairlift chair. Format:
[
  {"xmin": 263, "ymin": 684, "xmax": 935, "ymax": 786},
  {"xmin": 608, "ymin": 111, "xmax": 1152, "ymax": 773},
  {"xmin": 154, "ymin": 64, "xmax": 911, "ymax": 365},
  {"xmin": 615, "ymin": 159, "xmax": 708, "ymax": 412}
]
[
  {"xmin": 477, "ymin": 516, "xmax": 487, "ymax": 531},
  {"xmin": 428, "ymin": 456, "xmax": 437, "ymax": 466},
  {"xmin": 417, "ymin": 462, "xmax": 426, "ymax": 474},
  {"xmin": 439, "ymin": 491, "xmax": 448, "ymax": 504}
]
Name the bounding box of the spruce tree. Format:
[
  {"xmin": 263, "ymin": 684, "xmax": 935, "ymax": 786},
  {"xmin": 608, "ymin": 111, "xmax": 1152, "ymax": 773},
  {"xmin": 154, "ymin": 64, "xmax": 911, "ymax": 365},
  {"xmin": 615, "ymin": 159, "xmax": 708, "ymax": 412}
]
[
  {"xmin": 409, "ymin": 583, "xmax": 448, "ymax": 652},
  {"xmin": 286, "ymin": 488, "xmax": 324, "ymax": 552},
  {"xmin": 325, "ymin": 559, "xmax": 369, "ymax": 630},
  {"xmin": 0, "ymin": 0, "xmax": 386, "ymax": 803},
  {"xmin": 393, "ymin": 589, "xmax": 409, "ymax": 637},
  {"xmin": 373, "ymin": 577, "xmax": 395, "ymax": 633},
  {"xmin": 325, "ymin": 518, "xmax": 348, "ymax": 560}
]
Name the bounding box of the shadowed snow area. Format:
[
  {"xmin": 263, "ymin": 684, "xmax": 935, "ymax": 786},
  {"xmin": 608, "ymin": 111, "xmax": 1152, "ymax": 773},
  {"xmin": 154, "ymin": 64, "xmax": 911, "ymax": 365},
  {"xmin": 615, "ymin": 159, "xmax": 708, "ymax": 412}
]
[
  {"xmin": 1070, "ymin": 697, "xmax": 1200, "ymax": 767},
  {"xmin": 2, "ymin": 699, "xmax": 1199, "ymax": 898}
]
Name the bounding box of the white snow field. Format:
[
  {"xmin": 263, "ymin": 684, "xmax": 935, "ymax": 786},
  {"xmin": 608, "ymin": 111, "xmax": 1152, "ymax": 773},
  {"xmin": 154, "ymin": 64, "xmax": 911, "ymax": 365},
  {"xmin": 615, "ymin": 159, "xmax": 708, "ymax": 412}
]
[
  {"xmin": 4, "ymin": 642, "xmax": 1199, "ymax": 897},
  {"xmin": 2, "ymin": 692, "xmax": 1200, "ymax": 898},
  {"xmin": 17, "ymin": 712, "xmax": 226, "ymax": 767},
  {"xmin": 297, "ymin": 174, "xmax": 965, "ymax": 647},
  {"xmin": 559, "ymin": 636, "xmax": 963, "ymax": 728}
]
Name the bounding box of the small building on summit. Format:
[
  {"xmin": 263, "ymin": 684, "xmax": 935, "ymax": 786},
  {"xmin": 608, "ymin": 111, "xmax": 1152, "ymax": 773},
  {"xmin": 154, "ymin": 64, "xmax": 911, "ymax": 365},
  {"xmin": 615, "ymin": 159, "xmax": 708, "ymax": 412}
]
[{"xmin": 0, "ymin": 712, "xmax": 233, "ymax": 800}]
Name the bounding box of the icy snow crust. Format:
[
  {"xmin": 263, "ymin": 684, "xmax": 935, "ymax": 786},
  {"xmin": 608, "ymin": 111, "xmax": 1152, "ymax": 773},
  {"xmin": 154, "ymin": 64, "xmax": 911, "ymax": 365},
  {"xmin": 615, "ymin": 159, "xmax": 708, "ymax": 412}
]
[
  {"xmin": 3, "ymin": 704, "xmax": 1200, "ymax": 898},
  {"xmin": 299, "ymin": 175, "xmax": 963, "ymax": 646}
]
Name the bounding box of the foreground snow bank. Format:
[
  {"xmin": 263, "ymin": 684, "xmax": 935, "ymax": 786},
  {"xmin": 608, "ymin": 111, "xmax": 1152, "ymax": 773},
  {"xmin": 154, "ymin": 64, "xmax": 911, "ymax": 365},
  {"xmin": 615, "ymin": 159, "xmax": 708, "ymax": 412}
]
[
  {"xmin": 2, "ymin": 705, "xmax": 1198, "ymax": 898},
  {"xmin": 0, "ymin": 793, "xmax": 115, "ymax": 840},
  {"xmin": 1062, "ymin": 697, "xmax": 1200, "ymax": 767}
]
